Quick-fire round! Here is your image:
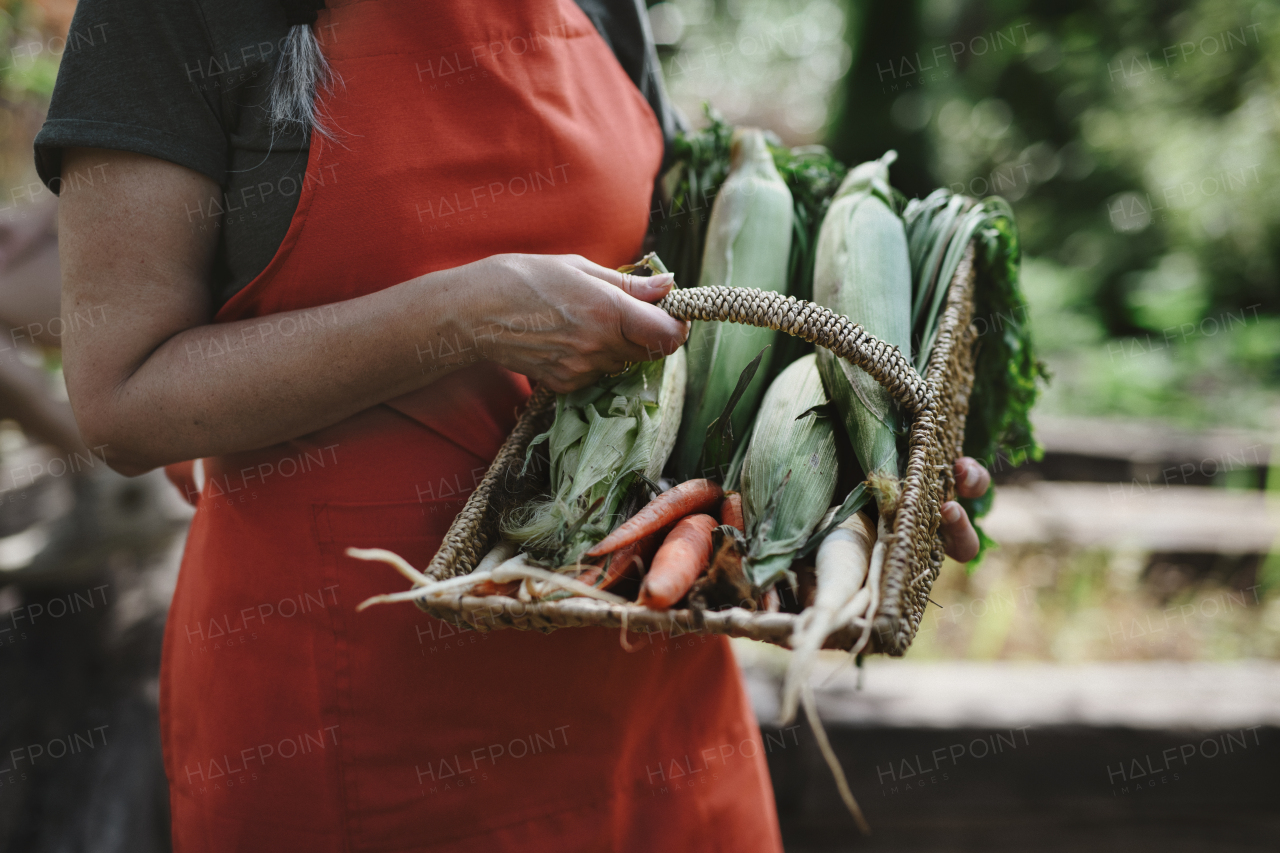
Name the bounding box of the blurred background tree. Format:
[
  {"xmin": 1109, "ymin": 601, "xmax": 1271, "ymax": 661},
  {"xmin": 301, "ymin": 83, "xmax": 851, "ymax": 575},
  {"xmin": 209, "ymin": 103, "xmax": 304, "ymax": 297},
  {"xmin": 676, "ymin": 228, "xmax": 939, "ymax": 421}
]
[{"xmin": 649, "ymin": 0, "xmax": 1280, "ymax": 428}]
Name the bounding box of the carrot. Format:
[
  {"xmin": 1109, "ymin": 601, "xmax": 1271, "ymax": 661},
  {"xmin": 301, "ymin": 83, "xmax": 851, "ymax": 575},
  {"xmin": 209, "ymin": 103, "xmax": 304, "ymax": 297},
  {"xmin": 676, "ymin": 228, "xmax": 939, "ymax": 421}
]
[
  {"xmin": 574, "ymin": 542, "xmax": 638, "ymax": 589},
  {"xmin": 637, "ymin": 514, "xmax": 718, "ymax": 610},
  {"xmin": 599, "ymin": 549, "xmax": 644, "ymax": 590},
  {"xmin": 575, "ymin": 526, "xmax": 665, "ymax": 589},
  {"xmin": 574, "ymin": 564, "xmax": 604, "ymax": 587},
  {"xmin": 719, "ymin": 492, "xmax": 744, "ymax": 532},
  {"xmin": 585, "ymin": 479, "xmax": 723, "ymax": 558}
]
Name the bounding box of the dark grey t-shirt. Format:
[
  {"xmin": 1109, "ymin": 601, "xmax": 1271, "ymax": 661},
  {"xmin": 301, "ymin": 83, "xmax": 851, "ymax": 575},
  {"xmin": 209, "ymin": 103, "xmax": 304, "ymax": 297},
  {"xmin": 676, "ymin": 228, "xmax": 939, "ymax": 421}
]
[{"xmin": 35, "ymin": 0, "xmax": 681, "ymax": 309}]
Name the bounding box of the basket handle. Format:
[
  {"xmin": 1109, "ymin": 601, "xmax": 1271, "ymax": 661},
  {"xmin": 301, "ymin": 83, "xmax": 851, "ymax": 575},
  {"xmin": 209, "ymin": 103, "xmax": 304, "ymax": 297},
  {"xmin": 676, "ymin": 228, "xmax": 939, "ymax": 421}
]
[{"xmin": 655, "ymin": 287, "xmax": 932, "ymax": 416}]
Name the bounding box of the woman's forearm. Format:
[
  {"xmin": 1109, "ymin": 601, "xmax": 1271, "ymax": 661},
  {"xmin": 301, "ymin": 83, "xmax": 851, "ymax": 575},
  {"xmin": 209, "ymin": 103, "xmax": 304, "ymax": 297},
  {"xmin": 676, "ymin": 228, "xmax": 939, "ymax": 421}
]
[
  {"xmin": 81, "ymin": 271, "xmax": 476, "ymax": 473},
  {"xmin": 57, "ymin": 148, "xmax": 686, "ymax": 476}
]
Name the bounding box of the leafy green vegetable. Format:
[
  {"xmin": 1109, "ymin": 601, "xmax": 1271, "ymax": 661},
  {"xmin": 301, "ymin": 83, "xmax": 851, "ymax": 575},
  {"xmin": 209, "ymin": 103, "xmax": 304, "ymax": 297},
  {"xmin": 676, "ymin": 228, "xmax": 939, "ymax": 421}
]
[
  {"xmin": 651, "ymin": 106, "xmax": 734, "ymax": 292},
  {"xmin": 903, "ymin": 189, "xmax": 1049, "ymax": 562}
]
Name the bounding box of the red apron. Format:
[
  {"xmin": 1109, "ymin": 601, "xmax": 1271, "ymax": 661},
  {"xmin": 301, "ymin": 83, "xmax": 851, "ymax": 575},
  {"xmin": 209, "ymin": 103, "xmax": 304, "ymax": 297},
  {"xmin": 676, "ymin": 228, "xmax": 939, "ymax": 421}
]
[{"xmin": 158, "ymin": 2, "xmax": 782, "ymax": 851}]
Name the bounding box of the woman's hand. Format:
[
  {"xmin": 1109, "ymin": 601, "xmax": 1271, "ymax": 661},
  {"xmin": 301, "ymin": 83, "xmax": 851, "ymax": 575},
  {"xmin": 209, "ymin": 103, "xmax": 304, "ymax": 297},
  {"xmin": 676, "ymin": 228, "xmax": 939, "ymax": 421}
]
[
  {"xmin": 939, "ymin": 457, "xmax": 991, "ymax": 562},
  {"xmin": 456, "ymin": 254, "xmax": 689, "ymax": 394}
]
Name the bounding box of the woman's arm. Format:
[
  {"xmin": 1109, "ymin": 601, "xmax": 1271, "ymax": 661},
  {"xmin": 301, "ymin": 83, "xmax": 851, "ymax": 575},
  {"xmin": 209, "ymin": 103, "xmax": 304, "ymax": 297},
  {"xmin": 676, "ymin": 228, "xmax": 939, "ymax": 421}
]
[{"xmin": 58, "ymin": 148, "xmax": 688, "ymax": 476}]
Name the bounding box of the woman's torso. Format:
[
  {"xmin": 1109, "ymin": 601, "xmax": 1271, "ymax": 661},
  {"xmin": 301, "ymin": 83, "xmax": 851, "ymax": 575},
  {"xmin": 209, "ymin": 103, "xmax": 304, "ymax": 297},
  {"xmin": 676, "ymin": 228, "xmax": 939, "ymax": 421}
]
[{"xmin": 152, "ymin": 1, "xmax": 780, "ymax": 851}]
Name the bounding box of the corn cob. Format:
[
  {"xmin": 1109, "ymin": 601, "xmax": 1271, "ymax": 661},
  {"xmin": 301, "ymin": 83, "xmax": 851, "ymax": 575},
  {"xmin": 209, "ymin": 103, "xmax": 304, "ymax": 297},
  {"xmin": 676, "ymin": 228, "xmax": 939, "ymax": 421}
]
[
  {"xmin": 739, "ymin": 354, "xmax": 838, "ymax": 590},
  {"xmin": 812, "ymin": 151, "xmax": 913, "ymax": 495},
  {"xmin": 670, "ymin": 127, "xmax": 794, "ymax": 481}
]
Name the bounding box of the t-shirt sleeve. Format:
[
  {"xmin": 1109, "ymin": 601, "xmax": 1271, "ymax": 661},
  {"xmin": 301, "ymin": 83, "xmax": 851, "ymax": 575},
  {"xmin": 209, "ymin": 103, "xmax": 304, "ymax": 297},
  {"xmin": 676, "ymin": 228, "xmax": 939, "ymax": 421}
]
[{"xmin": 34, "ymin": 0, "xmax": 228, "ymax": 193}]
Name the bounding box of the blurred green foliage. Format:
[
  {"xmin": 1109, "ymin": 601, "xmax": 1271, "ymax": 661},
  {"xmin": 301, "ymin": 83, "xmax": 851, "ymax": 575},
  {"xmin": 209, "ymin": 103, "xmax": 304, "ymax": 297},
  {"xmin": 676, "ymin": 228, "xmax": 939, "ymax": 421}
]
[
  {"xmin": 0, "ymin": 2, "xmax": 60, "ymax": 100},
  {"xmin": 654, "ymin": 0, "xmax": 1279, "ymax": 428},
  {"xmin": 830, "ymin": 0, "xmax": 1280, "ymax": 427}
]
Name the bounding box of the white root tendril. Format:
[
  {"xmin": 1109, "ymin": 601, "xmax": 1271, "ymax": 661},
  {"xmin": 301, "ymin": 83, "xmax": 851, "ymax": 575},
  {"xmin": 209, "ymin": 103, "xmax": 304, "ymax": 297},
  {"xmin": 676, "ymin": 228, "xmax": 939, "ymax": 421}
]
[
  {"xmin": 353, "ymin": 548, "xmax": 628, "ymax": 612},
  {"xmin": 619, "ymin": 609, "xmax": 640, "ymax": 652},
  {"xmin": 345, "ymin": 547, "xmax": 432, "ymax": 586},
  {"xmin": 354, "ymin": 572, "xmax": 494, "ymax": 611},
  {"xmin": 491, "ymin": 560, "xmax": 628, "ymax": 604},
  {"xmin": 801, "ymin": 684, "xmax": 871, "ymax": 836}
]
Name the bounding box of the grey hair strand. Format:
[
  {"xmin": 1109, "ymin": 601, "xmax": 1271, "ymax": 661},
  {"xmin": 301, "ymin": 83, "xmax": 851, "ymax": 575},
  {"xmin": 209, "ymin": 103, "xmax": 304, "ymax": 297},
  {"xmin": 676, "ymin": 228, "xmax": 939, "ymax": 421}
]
[{"xmin": 268, "ymin": 24, "xmax": 340, "ymax": 140}]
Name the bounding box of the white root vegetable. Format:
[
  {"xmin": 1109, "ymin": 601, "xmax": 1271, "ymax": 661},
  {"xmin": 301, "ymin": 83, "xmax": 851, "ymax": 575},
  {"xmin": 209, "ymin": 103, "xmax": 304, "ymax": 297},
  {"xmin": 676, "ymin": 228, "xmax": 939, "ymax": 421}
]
[
  {"xmin": 492, "ymin": 551, "xmax": 534, "ymax": 582},
  {"xmin": 474, "ymin": 539, "xmax": 518, "ymax": 574},
  {"xmin": 832, "ymin": 587, "xmax": 871, "ymax": 628},
  {"xmin": 779, "ymin": 510, "xmax": 875, "ymax": 725},
  {"xmin": 849, "ymin": 514, "xmax": 890, "ymax": 655}
]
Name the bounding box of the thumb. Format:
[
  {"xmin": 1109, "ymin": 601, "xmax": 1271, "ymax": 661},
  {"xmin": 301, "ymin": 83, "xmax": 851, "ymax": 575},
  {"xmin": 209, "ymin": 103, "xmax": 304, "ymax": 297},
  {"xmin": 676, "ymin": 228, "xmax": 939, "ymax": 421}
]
[{"xmin": 617, "ymin": 298, "xmax": 689, "ymax": 360}]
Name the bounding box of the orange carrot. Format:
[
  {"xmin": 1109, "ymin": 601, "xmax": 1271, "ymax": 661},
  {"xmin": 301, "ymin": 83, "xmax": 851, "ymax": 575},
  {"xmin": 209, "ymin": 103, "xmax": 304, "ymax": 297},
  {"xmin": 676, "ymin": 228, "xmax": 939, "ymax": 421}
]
[
  {"xmin": 719, "ymin": 492, "xmax": 744, "ymax": 532},
  {"xmin": 575, "ymin": 527, "xmax": 664, "ymax": 589},
  {"xmin": 574, "ymin": 542, "xmax": 638, "ymax": 589},
  {"xmin": 637, "ymin": 514, "xmax": 718, "ymax": 610},
  {"xmin": 599, "ymin": 549, "xmax": 644, "ymax": 590},
  {"xmin": 585, "ymin": 479, "xmax": 723, "ymax": 558}
]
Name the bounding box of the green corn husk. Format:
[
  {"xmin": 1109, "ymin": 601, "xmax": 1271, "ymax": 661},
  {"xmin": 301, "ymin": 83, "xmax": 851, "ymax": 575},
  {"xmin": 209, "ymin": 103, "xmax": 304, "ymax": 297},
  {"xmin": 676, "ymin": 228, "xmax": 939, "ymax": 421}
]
[
  {"xmin": 740, "ymin": 354, "xmax": 838, "ymax": 591},
  {"xmin": 903, "ymin": 189, "xmax": 1048, "ymax": 561},
  {"xmin": 650, "ymin": 107, "xmax": 846, "ymax": 384},
  {"xmin": 762, "ymin": 144, "xmax": 849, "ymax": 384},
  {"xmin": 502, "ymin": 348, "xmax": 686, "ymax": 566},
  {"xmin": 670, "ymin": 127, "xmax": 794, "ymax": 481},
  {"xmin": 812, "ymin": 152, "xmax": 913, "ymax": 495}
]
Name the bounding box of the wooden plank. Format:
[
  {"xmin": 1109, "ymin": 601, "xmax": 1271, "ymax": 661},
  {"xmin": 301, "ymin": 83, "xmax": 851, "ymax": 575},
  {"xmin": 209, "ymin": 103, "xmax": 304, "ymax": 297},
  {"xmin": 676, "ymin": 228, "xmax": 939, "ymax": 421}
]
[
  {"xmin": 1032, "ymin": 415, "xmax": 1273, "ymax": 467},
  {"xmin": 980, "ymin": 482, "xmax": 1279, "ymax": 553},
  {"xmin": 742, "ymin": 658, "xmax": 1280, "ymax": 730}
]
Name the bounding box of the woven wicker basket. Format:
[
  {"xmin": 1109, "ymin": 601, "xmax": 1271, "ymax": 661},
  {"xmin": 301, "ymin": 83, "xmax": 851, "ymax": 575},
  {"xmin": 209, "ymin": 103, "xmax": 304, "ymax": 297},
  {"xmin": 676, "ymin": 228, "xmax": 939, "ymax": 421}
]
[{"xmin": 411, "ymin": 243, "xmax": 978, "ymax": 656}]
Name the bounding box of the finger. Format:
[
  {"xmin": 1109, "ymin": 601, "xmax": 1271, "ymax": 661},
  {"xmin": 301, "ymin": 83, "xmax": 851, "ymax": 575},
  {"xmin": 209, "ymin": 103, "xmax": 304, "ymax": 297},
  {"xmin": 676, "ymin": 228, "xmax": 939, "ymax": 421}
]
[
  {"xmin": 560, "ymin": 262, "xmax": 686, "ymax": 360},
  {"xmin": 940, "ymin": 501, "xmax": 980, "ymax": 563},
  {"xmin": 618, "ymin": 301, "xmax": 689, "ymax": 361},
  {"xmin": 566, "ymin": 255, "xmax": 676, "ymax": 304},
  {"xmin": 954, "ymin": 457, "xmax": 991, "ymax": 499},
  {"xmin": 565, "ymin": 372, "xmax": 605, "ymax": 391}
]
